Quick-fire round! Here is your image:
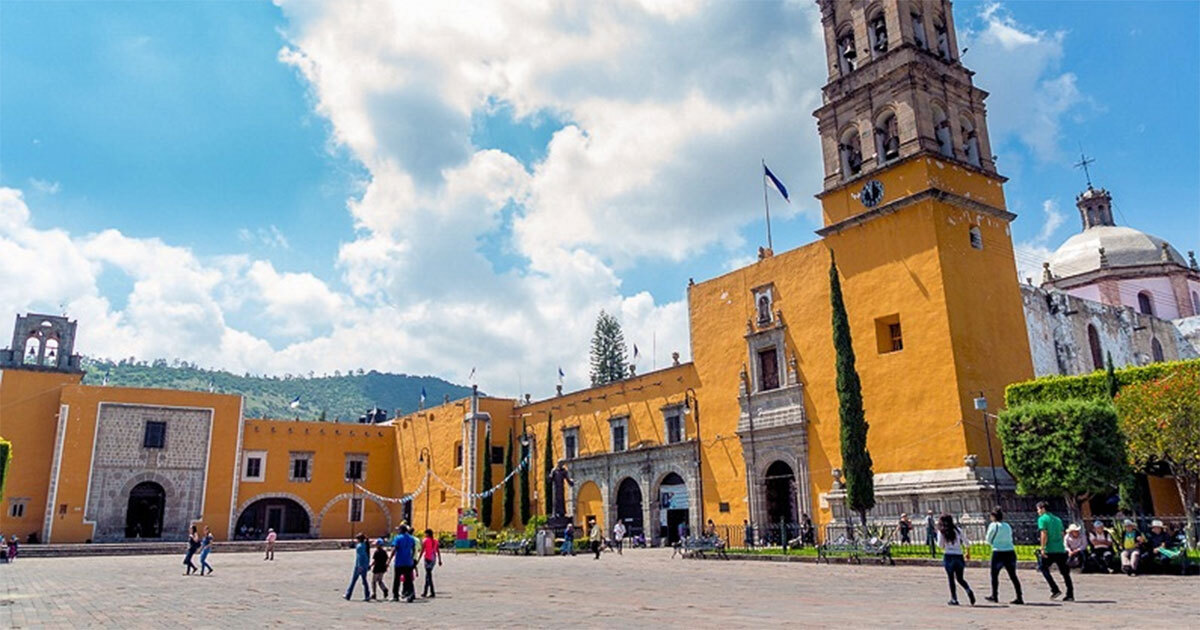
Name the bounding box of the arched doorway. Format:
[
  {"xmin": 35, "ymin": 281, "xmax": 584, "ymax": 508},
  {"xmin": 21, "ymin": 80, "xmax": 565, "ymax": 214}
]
[
  {"xmin": 658, "ymin": 472, "xmax": 689, "ymax": 544},
  {"xmin": 575, "ymin": 481, "xmax": 603, "ymax": 529},
  {"xmin": 236, "ymin": 497, "xmax": 312, "ymax": 539},
  {"xmin": 125, "ymin": 481, "xmax": 165, "ymax": 538},
  {"xmin": 615, "ymin": 478, "xmax": 644, "ymax": 538},
  {"xmin": 764, "ymin": 460, "xmax": 799, "ymax": 528}
]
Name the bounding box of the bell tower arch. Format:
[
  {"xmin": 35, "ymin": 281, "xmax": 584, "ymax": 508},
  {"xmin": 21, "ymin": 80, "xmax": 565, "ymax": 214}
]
[{"xmin": 1, "ymin": 313, "xmax": 83, "ymax": 373}]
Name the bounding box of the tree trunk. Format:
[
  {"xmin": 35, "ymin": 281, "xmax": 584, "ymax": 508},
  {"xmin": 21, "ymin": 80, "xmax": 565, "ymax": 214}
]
[{"xmin": 1171, "ymin": 468, "xmax": 1197, "ymax": 551}]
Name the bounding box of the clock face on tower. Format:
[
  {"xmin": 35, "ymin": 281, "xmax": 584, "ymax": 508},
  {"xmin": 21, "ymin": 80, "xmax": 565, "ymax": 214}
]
[{"xmin": 860, "ymin": 179, "xmax": 884, "ymax": 208}]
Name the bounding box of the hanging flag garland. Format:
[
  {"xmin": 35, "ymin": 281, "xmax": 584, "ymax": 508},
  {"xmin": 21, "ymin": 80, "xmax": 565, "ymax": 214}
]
[
  {"xmin": 354, "ymin": 469, "xmax": 429, "ymax": 504},
  {"xmin": 428, "ymin": 453, "xmax": 530, "ymax": 499}
]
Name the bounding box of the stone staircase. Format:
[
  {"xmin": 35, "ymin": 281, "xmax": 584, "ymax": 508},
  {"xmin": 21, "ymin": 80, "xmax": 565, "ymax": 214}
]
[{"xmin": 17, "ymin": 539, "xmax": 347, "ymax": 558}]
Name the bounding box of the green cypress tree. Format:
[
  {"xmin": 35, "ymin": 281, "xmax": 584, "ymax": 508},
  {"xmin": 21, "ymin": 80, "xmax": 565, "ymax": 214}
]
[
  {"xmin": 589, "ymin": 310, "xmax": 629, "ymax": 386},
  {"xmin": 480, "ymin": 423, "xmax": 494, "ymax": 529},
  {"xmin": 503, "ymin": 428, "xmax": 515, "ymax": 527},
  {"xmin": 1105, "ymin": 352, "xmax": 1119, "ymax": 399},
  {"xmin": 519, "ymin": 425, "xmax": 531, "ymax": 525},
  {"xmin": 543, "ymin": 413, "xmax": 554, "ymax": 515},
  {"xmin": 830, "ymin": 257, "xmax": 875, "ymax": 530}
]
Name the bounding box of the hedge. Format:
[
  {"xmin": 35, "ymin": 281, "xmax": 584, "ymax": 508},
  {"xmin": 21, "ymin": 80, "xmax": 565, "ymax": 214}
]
[
  {"xmin": 0, "ymin": 437, "xmax": 10, "ymax": 503},
  {"xmin": 1005, "ymin": 358, "xmax": 1200, "ymax": 407}
]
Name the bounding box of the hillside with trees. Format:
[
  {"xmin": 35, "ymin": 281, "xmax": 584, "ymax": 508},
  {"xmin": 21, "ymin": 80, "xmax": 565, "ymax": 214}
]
[{"xmin": 80, "ymin": 357, "xmax": 473, "ymax": 422}]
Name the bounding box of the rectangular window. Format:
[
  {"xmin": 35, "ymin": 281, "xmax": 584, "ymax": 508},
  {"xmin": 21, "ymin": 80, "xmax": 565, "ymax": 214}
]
[
  {"xmin": 346, "ymin": 459, "xmax": 365, "ymax": 481},
  {"xmin": 665, "ymin": 413, "xmax": 683, "ymax": 444},
  {"xmin": 875, "ymin": 315, "xmax": 903, "ymax": 354},
  {"xmin": 563, "ymin": 427, "xmax": 579, "ymax": 460},
  {"xmin": 611, "ymin": 422, "xmax": 627, "ymax": 453},
  {"xmin": 9, "ymin": 501, "xmax": 26, "ymax": 518},
  {"xmin": 242, "ymin": 451, "xmax": 267, "ymax": 482},
  {"xmin": 143, "ymin": 421, "xmax": 166, "ymax": 448},
  {"xmin": 719, "ymin": 502, "xmax": 731, "ymax": 514},
  {"xmin": 454, "ymin": 443, "xmax": 463, "ymax": 468},
  {"xmin": 758, "ymin": 348, "xmax": 780, "ymax": 391},
  {"xmin": 349, "ymin": 497, "xmax": 363, "ymax": 522},
  {"xmin": 289, "ymin": 453, "xmax": 312, "ymax": 482},
  {"xmin": 491, "ymin": 446, "xmax": 505, "ymax": 465}
]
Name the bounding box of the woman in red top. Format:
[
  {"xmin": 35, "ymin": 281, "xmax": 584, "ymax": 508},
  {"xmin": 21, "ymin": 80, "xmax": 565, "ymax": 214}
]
[{"xmin": 421, "ymin": 529, "xmax": 443, "ymax": 598}]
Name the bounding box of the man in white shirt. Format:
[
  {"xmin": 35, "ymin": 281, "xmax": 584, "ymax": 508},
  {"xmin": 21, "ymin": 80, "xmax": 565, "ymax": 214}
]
[{"xmin": 612, "ymin": 521, "xmax": 626, "ymax": 555}]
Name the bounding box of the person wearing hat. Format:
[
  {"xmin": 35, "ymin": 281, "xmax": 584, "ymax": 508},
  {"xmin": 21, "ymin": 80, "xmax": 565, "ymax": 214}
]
[
  {"xmin": 1119, "ymin": 519, "xmax": 1143, "ymax": 575},
  {"xmin": 1088, "ymin": 520, "xmax": 1116, "ymax": 573},
  {"xmin": 1064, "ymin": 523, "xmax": 1087, "ymax": 569},
  {"xmin": 1142, "ymin": 519, "xmax": 1176, "ymax": 570}
]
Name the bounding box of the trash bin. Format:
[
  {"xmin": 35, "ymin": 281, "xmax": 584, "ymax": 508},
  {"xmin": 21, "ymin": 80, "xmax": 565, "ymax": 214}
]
[{"xmin": 536, "ymin": 529, "xmax": 553, "ymax": 556}]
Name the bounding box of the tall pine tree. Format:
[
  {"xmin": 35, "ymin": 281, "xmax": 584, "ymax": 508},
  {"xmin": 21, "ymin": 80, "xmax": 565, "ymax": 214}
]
[
  {"xmin": 519, "ymin": 425, "xmax": 531, "ymax": 525},
  {"xmin": 830, "ymin": 257, "xmax": 875, "ymax": 530},
  {"xmin": 543, "ymin": 413, "xmax": 554, "ymax": 515},
  {"xmin": 589, "ymin": 310, "xmax": 629, "ymax": 386},
  {"xmin": 480, "ymin": 422, "xmax": 494, "ymax": 529},
  {"xmin": 503, "ymin": 428, "xmax": 515, "ymax": 527}
]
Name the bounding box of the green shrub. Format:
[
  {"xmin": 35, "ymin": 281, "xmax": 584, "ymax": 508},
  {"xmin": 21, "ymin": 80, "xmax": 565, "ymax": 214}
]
[{"xmin": 1005, "ymin": 359, "xmax": 1200, "ymax": 407}]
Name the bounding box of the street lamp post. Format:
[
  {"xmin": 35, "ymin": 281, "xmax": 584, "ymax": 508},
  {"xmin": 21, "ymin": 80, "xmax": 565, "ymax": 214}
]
[
  {"xmin": 419, "ymin": 447, "xmax": 432, "ymax": 530},
  {"xmin": 974, "ymin": 393, "xmax": 1003, "ymax": 508},
  {"xmin": 684, "ymin": 388, "xmax": 703, "ymax": 530},
  {"xmin": 739, "ymin": 367, "xmax": 759, "ymax": 536}
]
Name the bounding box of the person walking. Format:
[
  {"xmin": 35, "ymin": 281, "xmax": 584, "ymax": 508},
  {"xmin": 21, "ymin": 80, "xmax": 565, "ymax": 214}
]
[
  {"xmin": 344, "ymin": 534, "xmax": 371, "ymax": 602},
  {"xmin": 983, "ymin": 507, "xmax": 1023, "ymax": 605},
  {"xmin": 612, "ymin": 520, "xmax": 626, "ymax": 555},
  {"xmin": 199, "ymin": 526, "xmax": 215, "ymax": 576},
  {"xmin": 936, "ymin": 513, "xmax": 975, "ymax": 606},
  {"xmin": 264, "ymin": 528, "xmax": 277, "ymax": 561},
  {"xmin": 421, "ymin": 529, "xmax": 442, "ymax": 598},
  {"xmin": 743, "ymin": 519, "xmax": 755, "ymax": 550},
  {"xmin": 370, "ymin": 538, "xmax": 390, "ymax": 600},
  {"xmin": 898, "ymin": 513, "xmax": 913, "ymax": 544},
  {"xmin": 183, "ymin": 525, "xmax": 200, "ymax": 576},
  {"xmin": 589, "ymin": 520, "xmax": 603, "ymax": 560},
  {"xmin": 800, "ymin": 514, "xmax": 815, "ymax": 547},
  {"xmin": 1036, "ymin": 501, "xmax": 1073, "ymax": 601},
  {"xmin": 5, "ymin": 534, "xmax": 17, "ymax": 563},
  {"xmin": 388, "ymin": 525, "xmax": 419, "ymax": 602},
  {"xmin": 925, "ymin": 510, "xmax": 937, "ymax": 558},
  {"xmin": 560, "ymin": 522, "xmax": 575, "ymax": 556}
]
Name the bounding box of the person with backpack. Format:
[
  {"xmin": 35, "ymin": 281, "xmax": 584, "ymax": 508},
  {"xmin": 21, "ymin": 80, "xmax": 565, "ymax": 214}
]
[
  {"xmin": 983, "ymin": 507, "xmax": 1022, "ymax": 605},
  {"xmin": 936, "ymin": 513, "xmax": 975, "ymax": 606}
]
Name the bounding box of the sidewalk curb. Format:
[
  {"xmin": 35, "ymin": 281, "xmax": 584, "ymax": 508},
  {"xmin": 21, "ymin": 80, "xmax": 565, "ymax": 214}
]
[{"xmin": 691, "ymin": 553, "xmax": 1039, "ymax": 569}]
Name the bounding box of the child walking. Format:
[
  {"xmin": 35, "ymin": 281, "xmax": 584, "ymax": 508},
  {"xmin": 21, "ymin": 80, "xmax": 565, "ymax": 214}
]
[
  {"xmin": 421, "ymin": 529, "xmax": 442, "ymax": 598},
  {"xmin": 371, "ymin": 538, "xmax": 390, "ymax": 600},
  {"xmin": 936, "ymin": 513, "xmax": 976, "ymax": 606}
]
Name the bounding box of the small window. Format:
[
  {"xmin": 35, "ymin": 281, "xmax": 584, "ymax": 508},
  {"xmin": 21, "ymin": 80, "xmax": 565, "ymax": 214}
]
[
  {"xmin": 349, "ymin": 497, "xmax": 363, "ymax": 522},
  {"xmin": 143, "ymin": 421, "xmax": 166, "ymax": 449},
  {"xmin": 289, "ymin": 453, "xmax": 312, "ymax": 482},
  {"xmin": 454, "ymin": 442, "xmax": 463, "ymax": 468},
  {"xmin": 563, "ymin": 429, "xmax": 579, "ymax": 460},
  {"xmin": 1137, "ymin": 291, "xmax": 1154, "ymax": 316},
  {"xmin": 245, "ymin": 457, "xmax": 262, "ymax": 479},
  {"xmin": 59, "ymin": 503, "xmax": 68, "ymax": 516},
  {"xmin": 1087, "ymin": 324, "xmax": 1104, "ymax": 371},
  {"xmin": 868, "ymin": 11, "xmax": 888, "ymax": 55},
  {"xmin": 758, "ymin": 348, "xmax": 780, "ymax": 391},
  {"xmin": 9, "ymin": 501, "xmax": 26, "ymax": 518},
  {"xmin": 876, "ymin": 315, "xmax": 903, "ymax": 353},
  {"xmin": 968, "ymin": 226, "xmax": 983, "ymax": 250},
  {"xmin": 719, "ymin": 502, "xmax": 731, "ymax": 514},
  {"xmin": 934, "ymin": 18, "xmax": 950, "ymax": 59},
  {"xmin": 491, "ymin": 446, "xmax": 505, "ymax": 465},
  {"xmin": 1151, "ymin": 338, "xmax": 1165, "ymax": 363},
  {"xmin": 345, "ymin": 456, "xmax": 367, "ymax": 482},
  {"xmin": 243, "ymin": 451, "xmax": 266, "ymax": 481},
  {"xmin": 836, "ymin": 28, "xmax": 857, "ymax": 74},
  {"xmin": 610, "ymin": 418, "xmax": 628, "ymax": 453},
  {"xmin": 665, "ymin": 413, "xmax": 683, "ymax": 444}
]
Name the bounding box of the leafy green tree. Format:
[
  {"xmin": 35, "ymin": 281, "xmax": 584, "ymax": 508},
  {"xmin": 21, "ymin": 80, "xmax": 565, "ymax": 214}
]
[
  {"xmin": 519, "ymin": 427, "xmax": 531, "ymax": 525},
  {"xmin": 830, "ymin": 258, "xmax": 874, "ymax": 529},
  {"xmin": 544, "ymin": 414, "xmax": 554, "ymax": 515},
  {"xmin": 997, "ymin": 399, "xmax": 1129, "ymax": 519},
  {"xmin": 589, "ymin": 310, "xmax": 628, "ymax": 386},
  {"xmin": 480, "ymin": 423, "xmax": 494, "ymax": 528},
  {"xmin": 1115, "ymin": 367, "xmax": 1200, "ymax": 548},
  {"xmin": 503, "ymin": 428, "xmax": 515, "ymax": 527}
]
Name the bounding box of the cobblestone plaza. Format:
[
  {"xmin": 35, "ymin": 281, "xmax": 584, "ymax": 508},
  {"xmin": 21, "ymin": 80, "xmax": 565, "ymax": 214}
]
[{"xmin": 2, "ymin": 549, "xmax": 1194, "ymax": 628}]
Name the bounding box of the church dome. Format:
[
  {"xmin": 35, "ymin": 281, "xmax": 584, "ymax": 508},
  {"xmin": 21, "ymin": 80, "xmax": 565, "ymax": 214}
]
[{"xmin": 1047, "ymin": 225, "xmax": 1188, "ymax": 279}]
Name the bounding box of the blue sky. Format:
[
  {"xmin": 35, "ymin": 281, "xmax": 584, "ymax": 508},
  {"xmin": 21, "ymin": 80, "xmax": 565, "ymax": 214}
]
[{"xmin": 1, "ymin": 1, "xmax": 1197, "ymax": 395}]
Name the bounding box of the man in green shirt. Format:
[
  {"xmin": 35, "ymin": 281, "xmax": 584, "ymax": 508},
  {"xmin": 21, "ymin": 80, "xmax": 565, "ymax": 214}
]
[{"xmin": 1036, "ymin": 501, "xmax": 1074, "ymax": 601}]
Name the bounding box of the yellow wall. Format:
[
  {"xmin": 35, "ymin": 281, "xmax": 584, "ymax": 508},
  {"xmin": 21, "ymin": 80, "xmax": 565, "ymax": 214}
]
[{"xmin": 0, "ymin": 369, "xmax": 83, "ymax": 541}]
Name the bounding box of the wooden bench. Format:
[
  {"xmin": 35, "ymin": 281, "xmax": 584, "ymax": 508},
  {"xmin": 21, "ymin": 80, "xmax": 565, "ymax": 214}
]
[{"xmin": 496, "ymin": 538, "xmax": 532, "ymax": 555}]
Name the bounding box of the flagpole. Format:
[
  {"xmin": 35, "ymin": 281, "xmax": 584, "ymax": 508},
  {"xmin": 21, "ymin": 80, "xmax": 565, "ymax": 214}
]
[{"xmin": 761, "ymin": 158, "xmax": 773, "ymax": 251}]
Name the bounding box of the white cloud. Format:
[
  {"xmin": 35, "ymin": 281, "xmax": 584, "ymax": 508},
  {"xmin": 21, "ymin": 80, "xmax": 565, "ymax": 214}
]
[
  {"xmin": 962, "ymin": 3, "xmax": 1085, "ymax": 161},
  {"xmin": 28, "ymin": 178, "xmax": 61, "ymax": 195},
  {"xmin": 1014, "ymin": 199, "xmax": 1070, "ymax": 283},
  {"xmin": 238, "ymin": 225, "xmax": 290, "ymax": 250}
]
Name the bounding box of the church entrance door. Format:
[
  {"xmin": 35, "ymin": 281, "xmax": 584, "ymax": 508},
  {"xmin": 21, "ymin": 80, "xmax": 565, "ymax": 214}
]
[{"xmin": 125, "ymin": 481, "xmax": 165, "ymax": 539}]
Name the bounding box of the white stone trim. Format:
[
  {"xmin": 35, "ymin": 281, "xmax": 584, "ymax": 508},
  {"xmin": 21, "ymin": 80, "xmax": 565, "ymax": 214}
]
[
  {"xmin": 227, "ymin": 398, "xmax": 245, "ymax": 539},
  {"xmin": 315, "ymin": 492, "xmax": 393, "ymax": 536},
  {"xmin": 242, "ymin": 450, "xmax": 267, "ymax": 482},
  {"xmin": 42, "ymin": 403, "xmax": 69, "ymax": 543},
  {"xmin": 235, "ymin": 491, "xmax": 317, "ymax": 537}
]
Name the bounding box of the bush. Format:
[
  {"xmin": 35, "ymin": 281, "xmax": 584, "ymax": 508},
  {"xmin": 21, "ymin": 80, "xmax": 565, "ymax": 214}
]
[
  {"xmin": 524, "ymin": 515, "xmax": 548, "ymax": 538},
  {"xmin": 1005, "ymin": 359, "xmax": 1200, "ymax": 407}
]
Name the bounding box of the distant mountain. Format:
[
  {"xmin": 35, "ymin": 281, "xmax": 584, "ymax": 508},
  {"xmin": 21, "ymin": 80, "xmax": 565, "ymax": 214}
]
[{"xmin": 79, "ymin": 357, "xmax": 473, "ymax": 422}]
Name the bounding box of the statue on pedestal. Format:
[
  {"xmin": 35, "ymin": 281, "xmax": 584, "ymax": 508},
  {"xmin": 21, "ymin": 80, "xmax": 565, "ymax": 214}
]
[{"xmin": 548, "ymin": 462, "xmax": 574, "ymax": 520}]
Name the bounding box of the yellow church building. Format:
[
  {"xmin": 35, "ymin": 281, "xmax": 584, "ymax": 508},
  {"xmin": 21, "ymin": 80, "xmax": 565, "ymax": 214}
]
[{"xmin": 1, "ymin": 1, "xmax": 1093, "ymax": 545}]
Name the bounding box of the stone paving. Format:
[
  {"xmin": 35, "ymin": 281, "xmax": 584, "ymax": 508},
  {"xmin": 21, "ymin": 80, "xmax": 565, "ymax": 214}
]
[{"xmin": 1, "ymin": 548, "xmax": 1195, "ymax": 628}]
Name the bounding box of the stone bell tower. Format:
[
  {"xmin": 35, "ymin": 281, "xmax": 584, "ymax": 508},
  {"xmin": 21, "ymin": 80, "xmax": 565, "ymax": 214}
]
[
  {"xmin": 815, "ymin": 0, "xmax": 998, "ymax": 192},
  {"xmin": 812, "ymin": 1, "xmax": 1035, "ymax": 521},
  {"xmin": 0, "ymin": 313, "xmax": 83, "ymax": 373}
]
